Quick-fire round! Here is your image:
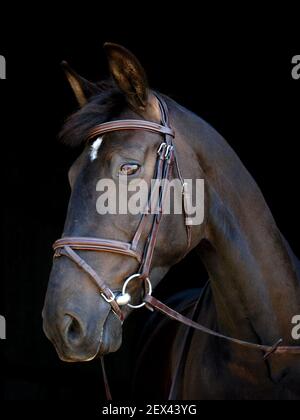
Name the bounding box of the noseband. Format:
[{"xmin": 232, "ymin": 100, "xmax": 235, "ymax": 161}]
[{"xmin": 53, "ymin": 94, "xmax": 191, "ymax": 321}]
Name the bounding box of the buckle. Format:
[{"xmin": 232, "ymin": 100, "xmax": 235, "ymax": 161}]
[
  {"xmin": 101, "ymin": 290, "xmax": 116, "ymax": 304},
  {"xmin": 164, "ymin": 145, "xmax": 174, "ymax": 160},
  {"xmin": 157, "ymin": 142, "xmax": 167, "ymax": 157}
]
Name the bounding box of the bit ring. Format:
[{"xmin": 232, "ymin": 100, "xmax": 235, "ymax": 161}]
[{"xmin": 122, "ymin": 274, "xmax": 152, "ymax": 309}]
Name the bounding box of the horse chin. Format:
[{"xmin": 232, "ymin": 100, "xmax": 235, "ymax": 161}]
[
  {"xmin": 53, "ymin": 311, "xmax": 123, "ymax": 362},
  {"xmin": 97, "ymin": 311, "xmax": 123, "ymax": 356}
]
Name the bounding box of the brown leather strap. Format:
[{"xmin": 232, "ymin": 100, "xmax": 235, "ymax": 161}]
[
  {"xmin": 173, "ymin": 147, "xmax": 192, "ymax": 250},
  {"xmin": 156, "ymin": 93, "xmax": 170, "ymax": 126},
  {"xmin": 168, "ymin": 289, "xmax": 205, "ymax": 399},
  {"xmin": 54, "ymin": 237, "xmax": 142, "ymax": 262},
  {"xmin": 144, "ymin": 295, "xmax": 300, "ymax": 358},
  {"xmin": 86, "ymin": 119, "xmax": 175, "ymax": 142},
  {"xmin": 101, "ymin": 357, "xmax": 112, "ymax": 400},
  {"xmin": 139, "ymin": 149, "xmax": 175, "ymax": 278},
  {"xmin": 131, "ymin": 214, "xmax": 149, "ymax": 252},
  {"xmin": 56, "ymin": 246, "xmax": 124, "ymax": 321}
]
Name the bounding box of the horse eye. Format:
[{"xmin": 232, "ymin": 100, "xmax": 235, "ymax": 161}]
[{"xmin": 119, "ymin": 163, "xmax": 140, "ymax": 176}]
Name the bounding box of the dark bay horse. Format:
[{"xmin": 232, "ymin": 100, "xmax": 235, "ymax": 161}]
[{"xmin": 42, "ymin": 43, "xmax": 300, "ymax": 400}]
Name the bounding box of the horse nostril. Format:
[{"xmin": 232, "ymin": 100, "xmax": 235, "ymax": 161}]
[{"xmin": 63, "ymin": 314, "xmax": 85, "ymax": 346}]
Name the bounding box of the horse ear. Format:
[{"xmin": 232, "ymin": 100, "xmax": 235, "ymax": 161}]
[
  {"xmin": 61, "ymin": 61, "xmax": 101, "ymax": 107},
  {"xmin": 104, "ymin": 43, "xmax": 151, "ymax": 112}
]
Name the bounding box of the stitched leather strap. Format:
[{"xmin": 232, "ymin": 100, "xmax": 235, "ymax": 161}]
[
  {"xmin": 144, "ymin": 295, "xmax": 300, "ymax": 359},
  {"xmin": 101, "ymin": 357, "xmax": 112, "ymax": 400},
  {"xmin": 56, "ymin": 245, "xmax": 124, "ymax": 321},
  {"xmin": 54, "ymin": 237, "xmax": 142, "ymax": 262},
  {"xmin": 86, "ymin": 119, "xmax": 175, "ymax": 142},
  {"xmin": 138, "ymin": 149, "xmax": 175, "ymax": 278}
]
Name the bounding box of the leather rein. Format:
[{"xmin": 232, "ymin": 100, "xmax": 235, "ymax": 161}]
[{"xmin": 53, "ymin": 94, "xmax": 300, "ymax": 398}]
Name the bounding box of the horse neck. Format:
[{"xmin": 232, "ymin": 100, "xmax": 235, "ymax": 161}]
[{"xmin": 170, "ymin": 99, "xmax": 300, "ymax": 346}]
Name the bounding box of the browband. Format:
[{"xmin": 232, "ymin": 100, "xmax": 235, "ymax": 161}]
[{"xmin": 86, "ymin": 119, "xmax": 175, "ymax": 142}]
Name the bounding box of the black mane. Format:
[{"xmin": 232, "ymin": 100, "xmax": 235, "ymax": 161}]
[{"xmin": 59, "ymin": 80, "xmax": 127, "ymax": 147}]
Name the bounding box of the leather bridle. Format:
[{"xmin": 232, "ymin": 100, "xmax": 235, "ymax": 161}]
[
  {"xmin": 53, "ymin": 94, "xmax": 300, "ymax": 399},
  {"xmin": 53, "ymin": 94, "xmax": 192, "ymax": 321}
]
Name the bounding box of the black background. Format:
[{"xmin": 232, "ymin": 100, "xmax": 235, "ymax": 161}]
[{"xmin": 1, "ymin": 10, "xmax": 299, "ymax": 401}]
